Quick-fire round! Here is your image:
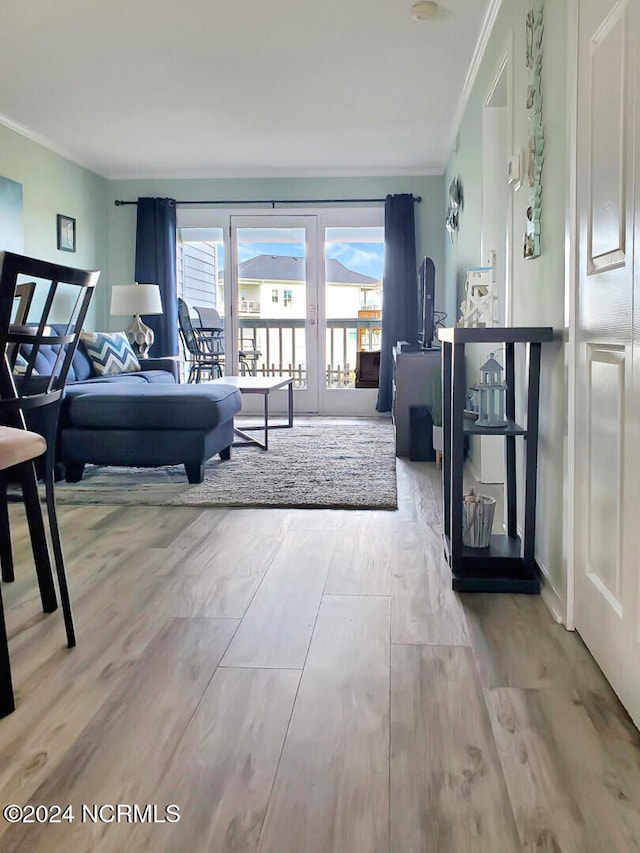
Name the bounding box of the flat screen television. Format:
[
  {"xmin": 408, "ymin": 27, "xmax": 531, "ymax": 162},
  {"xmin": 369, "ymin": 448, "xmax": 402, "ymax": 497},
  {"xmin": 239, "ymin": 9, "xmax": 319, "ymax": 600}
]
[{"xmin": 417, "ymin": 256, "xmax": 436, "ymax": 349}]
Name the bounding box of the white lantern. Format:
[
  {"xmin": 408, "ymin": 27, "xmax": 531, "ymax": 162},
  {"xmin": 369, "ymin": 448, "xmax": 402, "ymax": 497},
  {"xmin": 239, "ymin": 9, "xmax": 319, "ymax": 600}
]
[{"xmin": 472, "ymin": 353, "xmax": 507, "ymax": 427}]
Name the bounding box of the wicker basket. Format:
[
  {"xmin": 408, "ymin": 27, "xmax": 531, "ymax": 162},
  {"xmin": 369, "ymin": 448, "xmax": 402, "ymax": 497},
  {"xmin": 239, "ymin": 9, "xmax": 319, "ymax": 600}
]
[{"xmin": 461, "ymin": 493, "xmax": 496, "ymax": 549}]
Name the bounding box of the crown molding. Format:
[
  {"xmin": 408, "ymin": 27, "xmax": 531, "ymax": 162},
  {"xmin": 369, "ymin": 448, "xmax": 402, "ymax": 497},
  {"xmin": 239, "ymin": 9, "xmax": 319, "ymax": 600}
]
[
  {"xmin": 0, "ymin": 111, "xmax": 101, "ymax": 176},
  {"xmin": 446, "ymin": 0, "xmax": 504, "ymax": 161},
  {"xmin": 106, "ymin": 165, "xmax": 445, "ymax": 181}
]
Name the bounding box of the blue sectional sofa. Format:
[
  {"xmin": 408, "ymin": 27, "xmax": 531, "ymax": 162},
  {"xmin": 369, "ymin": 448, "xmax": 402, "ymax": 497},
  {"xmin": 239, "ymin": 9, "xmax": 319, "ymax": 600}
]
[{"xmin": 21, "ymin": 328, "xmax": 242, "ymax": 484}]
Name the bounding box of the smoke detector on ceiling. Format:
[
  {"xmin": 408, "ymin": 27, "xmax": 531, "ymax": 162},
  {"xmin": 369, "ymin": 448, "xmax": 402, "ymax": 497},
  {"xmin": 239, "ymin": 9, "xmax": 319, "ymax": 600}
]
[{"xmin": 411, "ymin": 1, "xmax": 442, "ymax": 21}]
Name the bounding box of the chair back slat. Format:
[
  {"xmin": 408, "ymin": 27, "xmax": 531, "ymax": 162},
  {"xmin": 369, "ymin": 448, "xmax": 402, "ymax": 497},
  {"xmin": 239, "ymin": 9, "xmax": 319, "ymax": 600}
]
[{"xmin": 0, "ymin": 251, "xmax": 99, "ymax": 437}]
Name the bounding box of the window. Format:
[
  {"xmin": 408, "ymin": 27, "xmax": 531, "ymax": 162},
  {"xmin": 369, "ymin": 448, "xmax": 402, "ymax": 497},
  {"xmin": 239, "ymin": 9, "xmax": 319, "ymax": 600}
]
[
  {"xmin": 272, "ymin": 289, "xmax": 279, "ymax": 303},
  {"xmin": 283, "ymin": 289, "xmax": 293, "ymax": 307}
]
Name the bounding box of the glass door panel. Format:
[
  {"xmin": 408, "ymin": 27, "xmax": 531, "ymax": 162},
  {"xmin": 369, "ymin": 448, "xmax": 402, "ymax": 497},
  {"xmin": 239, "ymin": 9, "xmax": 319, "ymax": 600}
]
[
  {"xmin": 231, "ymin": 216, "xmax": 319, "ymax": 413},
  {"xmin": 176, "ymin": 226, "xmax": 226, "ymax": 381},
  {"xmin": 321, "ymin": 221, "xmax": 384, "ymax": 413}
]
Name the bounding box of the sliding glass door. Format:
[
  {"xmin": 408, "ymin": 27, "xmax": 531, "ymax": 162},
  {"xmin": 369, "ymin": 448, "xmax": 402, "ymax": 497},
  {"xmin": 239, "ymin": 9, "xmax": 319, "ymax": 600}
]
[{"xmin": 177, "ymin": 207, "xmax": 384, "ymax": 415}]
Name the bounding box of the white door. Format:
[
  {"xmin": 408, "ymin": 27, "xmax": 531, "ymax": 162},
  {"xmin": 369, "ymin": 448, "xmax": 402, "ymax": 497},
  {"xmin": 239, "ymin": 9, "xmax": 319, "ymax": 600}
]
[
  {"xmin": 574, "ymin": 0, "xmax": 640, "ymax": 723},
  {"xmin": 230, "ymin": 216, "xmax": 320, "ymax": 413}
]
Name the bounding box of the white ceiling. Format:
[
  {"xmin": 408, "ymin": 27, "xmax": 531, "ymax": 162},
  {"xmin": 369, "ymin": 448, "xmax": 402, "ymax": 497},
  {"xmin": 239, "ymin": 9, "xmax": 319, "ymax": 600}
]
[{"xmin": 0, "ymin": 0, "xmax": 493, "ymax": 180}]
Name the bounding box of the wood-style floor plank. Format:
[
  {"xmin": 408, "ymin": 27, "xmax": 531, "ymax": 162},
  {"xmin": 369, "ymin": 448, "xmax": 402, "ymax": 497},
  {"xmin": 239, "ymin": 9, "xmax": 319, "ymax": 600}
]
[
  {"xmin": 120, "ymin": 667, "xmax": 300, "ymax": 853},
  {"xmin": 390, "ymin": 643, "xmax": 520, "ymax": 853},
  {"xmin": 257, "ymin": 594, "xmax": 390, "ymax": 853},
  {"xmin": 324, "ymin": 512, "xmax": 394, "ymax": 596},
  {"xmin": 464, "ymin": 593, "xmax": 607, "ymax": 690},
  {"xmin": 0, "ymin": 617, "xmax": 237, "ymax": 852},
  {"xmin": 391, "ymin": 522, "xmax": 470, "ymax": 647},
  {"xmin": 221, "ymin": 530, "xmax": 337, "ymax": 668},
  {"xmin": 1, "ymin": 450, "xmax": 640, "ymax": 853},
  {"xmin": 485, "ymin": 685, "xmax": 640, "ymax": 852}
]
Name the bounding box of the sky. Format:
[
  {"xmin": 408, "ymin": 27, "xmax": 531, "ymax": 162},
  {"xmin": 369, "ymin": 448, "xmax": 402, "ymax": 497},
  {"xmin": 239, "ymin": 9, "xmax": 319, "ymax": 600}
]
[
  {"xmin": 180, "ymin": 225, "xmax": 385, "ymax": 281},
  {"xmin": 222, "ymin": 240, "xmax": 384, "ymax": 281}
]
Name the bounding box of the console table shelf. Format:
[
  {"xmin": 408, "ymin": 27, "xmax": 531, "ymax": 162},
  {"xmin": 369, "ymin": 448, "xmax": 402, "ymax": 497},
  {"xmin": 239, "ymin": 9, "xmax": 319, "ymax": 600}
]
[
  {"xmin": 463, "ymin": 417, "xmax": 527, "ymax": 436},
  {"xmin": 438, "ymin": 326, "xmax": 554, "ymax": 593}
]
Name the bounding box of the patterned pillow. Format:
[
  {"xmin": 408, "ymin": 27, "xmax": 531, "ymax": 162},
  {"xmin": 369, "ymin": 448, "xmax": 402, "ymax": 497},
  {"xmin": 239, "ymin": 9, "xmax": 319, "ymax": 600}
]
[{"xmin": 80, "ymin": 332, "xmax": 141, "ymax": 377}]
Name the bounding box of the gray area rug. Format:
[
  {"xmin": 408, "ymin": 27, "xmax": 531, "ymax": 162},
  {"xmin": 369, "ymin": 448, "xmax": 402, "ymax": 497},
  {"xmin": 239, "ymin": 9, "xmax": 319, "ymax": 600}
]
[{"xmin": 52, "ymin": 421, "xmax": 398, "ymax": 510}]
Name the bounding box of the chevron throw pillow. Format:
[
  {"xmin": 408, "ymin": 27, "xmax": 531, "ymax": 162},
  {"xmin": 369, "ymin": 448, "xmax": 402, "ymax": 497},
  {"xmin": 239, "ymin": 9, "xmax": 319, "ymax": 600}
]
[{"xmin": 81, "ymin": 332, "xmax": 141, "ymax": 376}]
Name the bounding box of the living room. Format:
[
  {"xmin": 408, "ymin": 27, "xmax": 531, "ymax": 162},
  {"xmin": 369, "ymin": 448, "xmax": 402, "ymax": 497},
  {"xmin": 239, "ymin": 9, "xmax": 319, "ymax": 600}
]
[{"xmin": 2, "ymin": 0, "xmax": 640, "ymax": 850}]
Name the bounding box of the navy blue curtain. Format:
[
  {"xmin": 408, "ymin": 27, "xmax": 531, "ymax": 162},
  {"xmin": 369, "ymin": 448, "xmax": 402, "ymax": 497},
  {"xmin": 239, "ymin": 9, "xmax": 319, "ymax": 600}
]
[
  {"xmin": 376, "ymin": 194, "xmax": 418, "ymax": 412},
  {"xmin": 135, "ymin": 197, "xmax": 178, "ymax": 357}
]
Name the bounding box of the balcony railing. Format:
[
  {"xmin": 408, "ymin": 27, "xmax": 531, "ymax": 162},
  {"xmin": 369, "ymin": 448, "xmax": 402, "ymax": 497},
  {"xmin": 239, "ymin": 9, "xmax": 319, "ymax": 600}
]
[
  {"xmin": 238, "ymin": 317, "xmax": 381, "ymax": 388},
  {"xmin": 239, "ymin": 300, "xmax": 261, "ymax": 314}
]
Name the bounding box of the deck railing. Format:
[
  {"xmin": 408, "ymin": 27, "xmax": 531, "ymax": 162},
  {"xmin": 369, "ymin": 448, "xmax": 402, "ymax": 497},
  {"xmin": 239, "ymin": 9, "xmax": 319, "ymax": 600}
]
[{"xmin": 238, "ymin": 317, "xmax": 381, "ymax": 388}]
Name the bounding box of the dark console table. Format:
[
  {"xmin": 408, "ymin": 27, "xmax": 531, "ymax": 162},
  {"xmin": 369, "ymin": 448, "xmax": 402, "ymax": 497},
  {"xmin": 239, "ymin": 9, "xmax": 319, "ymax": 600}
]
[{"xmin": 438, "ymin": 326, "xmax": 554, "ymax": 593}]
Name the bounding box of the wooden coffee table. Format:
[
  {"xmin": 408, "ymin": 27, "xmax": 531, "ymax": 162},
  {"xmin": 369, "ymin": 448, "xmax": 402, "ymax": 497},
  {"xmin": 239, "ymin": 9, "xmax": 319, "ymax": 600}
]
[{"xmin": 207, "ymin": 375, "xmax": 293, "ymax": 449}]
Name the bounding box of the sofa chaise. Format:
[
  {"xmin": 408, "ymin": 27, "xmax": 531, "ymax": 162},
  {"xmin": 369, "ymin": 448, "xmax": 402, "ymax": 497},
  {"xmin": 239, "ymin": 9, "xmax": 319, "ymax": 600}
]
[{"xmin": 19, "ymin": 329, "xmax": 242, "ymax": 484}]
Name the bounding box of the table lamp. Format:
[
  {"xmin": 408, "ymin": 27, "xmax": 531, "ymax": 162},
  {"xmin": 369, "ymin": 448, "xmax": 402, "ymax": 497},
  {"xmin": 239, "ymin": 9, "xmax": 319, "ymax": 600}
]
[{"xmin": 110, "ymin": 283, "xmax": 163, "ymax": 357}]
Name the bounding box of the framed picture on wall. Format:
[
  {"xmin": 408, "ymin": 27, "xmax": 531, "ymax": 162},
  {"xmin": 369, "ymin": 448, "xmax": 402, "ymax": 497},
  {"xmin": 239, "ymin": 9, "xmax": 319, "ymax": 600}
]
[{"xmin": 57, "ymin": 214, "xmax": 76, "ymax": 252}]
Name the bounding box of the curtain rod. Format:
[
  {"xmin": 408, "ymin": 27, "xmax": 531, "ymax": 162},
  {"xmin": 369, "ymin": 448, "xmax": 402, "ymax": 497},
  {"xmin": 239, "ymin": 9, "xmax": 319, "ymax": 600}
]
[{"xmin": 114, "ymin": 195, "xmax": 421, "ymax": 208}]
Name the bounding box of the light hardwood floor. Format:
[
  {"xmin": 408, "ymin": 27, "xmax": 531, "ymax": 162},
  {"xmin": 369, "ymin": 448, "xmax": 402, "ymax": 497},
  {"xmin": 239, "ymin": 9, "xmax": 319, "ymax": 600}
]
[{"xmin": 1, "ymin": 459, "xmax": 639, "ymax": 852}]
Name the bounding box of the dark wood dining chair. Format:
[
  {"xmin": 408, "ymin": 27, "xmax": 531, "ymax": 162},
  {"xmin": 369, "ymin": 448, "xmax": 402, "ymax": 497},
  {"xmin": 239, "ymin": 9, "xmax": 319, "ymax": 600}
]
[
  {"xmin": 0, "ymin": 424, "xmax": 47, "ymax": 717},
  {"xmin": 0, "ymin": 251, "xmax": 98, "ymax": 714}
]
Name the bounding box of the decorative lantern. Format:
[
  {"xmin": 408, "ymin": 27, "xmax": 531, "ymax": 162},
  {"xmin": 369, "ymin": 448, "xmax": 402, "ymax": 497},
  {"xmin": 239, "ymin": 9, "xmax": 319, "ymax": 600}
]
[{"xmin": 472, "ymin": 352, "xmax": 507, "ymax": 427}]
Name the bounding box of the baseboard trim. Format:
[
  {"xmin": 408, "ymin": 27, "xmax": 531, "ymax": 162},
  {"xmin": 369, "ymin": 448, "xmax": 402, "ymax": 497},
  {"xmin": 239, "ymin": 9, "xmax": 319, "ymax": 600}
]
[
  {"xmin": 537, "ymin": 559, "xmax": 565, "ymax": 625},
  {"xmin": 514, "ymin": 524, "xmax": 566, "ymax": 625}
]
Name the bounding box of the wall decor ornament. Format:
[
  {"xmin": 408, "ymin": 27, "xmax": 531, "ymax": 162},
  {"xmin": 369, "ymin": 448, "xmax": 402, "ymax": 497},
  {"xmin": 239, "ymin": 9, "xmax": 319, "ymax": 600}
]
[
  {"xmin": 445, "ymin": 176, "xmax": 463, "ymax": 242},
  {"xmin": 57, "ymin": 214, "xmax": 76, "ymax": 253},
  {"xmin": 0, "ymin": 177, "xmax": 24, "ymax": 253},
  {"xmin": 524, "ymin": 0, "xmax": 544, "ymax": 259}
]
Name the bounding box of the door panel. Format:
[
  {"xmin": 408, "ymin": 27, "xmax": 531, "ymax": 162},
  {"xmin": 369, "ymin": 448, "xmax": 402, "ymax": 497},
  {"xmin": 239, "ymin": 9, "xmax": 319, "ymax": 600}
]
[
  {"xmin": 230, "ymin": 216, "xmax": 320, "ymax": 413},
  {"xmin": 588, "ymin": 6, "xmax": 627, "ymax": 270},
  {"xmin": 587, "ymin": 348, "xmax": 624, "ymax": 607},
  {"xmin": 575, "ymin": 0, "xmax": 640, "ymax": 724}
]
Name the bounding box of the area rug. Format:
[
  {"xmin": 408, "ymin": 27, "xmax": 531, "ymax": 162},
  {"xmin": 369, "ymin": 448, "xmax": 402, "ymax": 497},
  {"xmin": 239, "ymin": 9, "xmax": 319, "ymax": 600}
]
[{"xmin": 50, "ymin": 421, "xmax": 397, "ymax": 510}]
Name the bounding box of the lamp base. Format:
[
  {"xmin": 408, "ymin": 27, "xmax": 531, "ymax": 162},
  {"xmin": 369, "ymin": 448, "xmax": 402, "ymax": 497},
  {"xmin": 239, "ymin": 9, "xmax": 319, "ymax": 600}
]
[{"xmin": 125, "ymin": 314, "xmax": 154, "ymax": 358}]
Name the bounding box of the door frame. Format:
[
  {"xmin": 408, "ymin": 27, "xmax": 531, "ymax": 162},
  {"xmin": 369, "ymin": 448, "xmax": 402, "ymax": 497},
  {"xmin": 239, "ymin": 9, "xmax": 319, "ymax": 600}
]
[{"xmin": 565, "ymin": 0, "xmax": 580, "ymax": 631}]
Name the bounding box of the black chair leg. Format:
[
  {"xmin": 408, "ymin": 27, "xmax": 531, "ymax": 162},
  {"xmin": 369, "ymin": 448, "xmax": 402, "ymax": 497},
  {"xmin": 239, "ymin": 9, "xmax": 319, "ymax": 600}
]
[
  {"xmin": 0, "ymin": 584, "xmax": 15, "ymax": 718},
  {"xmin": 0, "ymin": 472, "xmax": 14, "ymax": 583},
  {"xmin": 19, "ymin": 462, "xmax": 57, "ymax": 614},
  {"xmin": 43, "ymin": 450, "xmax": 75, "ymax": 648}
]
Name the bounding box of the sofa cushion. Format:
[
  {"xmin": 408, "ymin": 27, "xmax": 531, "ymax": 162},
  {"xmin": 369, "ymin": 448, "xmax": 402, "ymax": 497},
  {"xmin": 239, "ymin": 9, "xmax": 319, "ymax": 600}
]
[
  {"xmin": 64, "ymin": 383, "xmax": 242, "ymax": 430},
  {"xmin": 67, "ymin": 369, "xmax": 176, "ymax": 388},
  {"xmin": 70, "ymin": 340, "xmax": 93, "ymax": 380},
  {"xmin": 80, "ymin": 332, "xmax": 141, "ymax": 377},
  {"xmin": 18, "ymin": 325, "xmax": 78, "ymax": 381},
  {"xmin": 135, "ymin": 370, "xmax": 177, "ymax": 384},
  {"xmin": 48, "ymin": 324, "xmax": 92, "ymax": 380}
]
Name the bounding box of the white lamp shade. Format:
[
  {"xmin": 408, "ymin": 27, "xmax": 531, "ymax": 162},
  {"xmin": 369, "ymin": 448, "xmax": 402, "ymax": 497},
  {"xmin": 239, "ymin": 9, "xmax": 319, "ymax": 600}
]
[{"xmin": 110, "ymin": 283, "xmax": 163, "ymax": 316}]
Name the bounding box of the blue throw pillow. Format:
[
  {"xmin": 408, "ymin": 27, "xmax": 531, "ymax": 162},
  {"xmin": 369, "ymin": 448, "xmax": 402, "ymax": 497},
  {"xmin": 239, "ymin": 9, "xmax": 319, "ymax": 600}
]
[{"xmin": 80, "ymin": 332, "xmax": 141, "ymax": 377}]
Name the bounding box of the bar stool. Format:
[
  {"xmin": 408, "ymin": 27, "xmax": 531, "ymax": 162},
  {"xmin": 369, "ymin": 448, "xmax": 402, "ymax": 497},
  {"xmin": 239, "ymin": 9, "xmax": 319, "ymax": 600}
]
[{"xmin": 0, "ymin": 250, "xmax": 98, "ymax": 716}]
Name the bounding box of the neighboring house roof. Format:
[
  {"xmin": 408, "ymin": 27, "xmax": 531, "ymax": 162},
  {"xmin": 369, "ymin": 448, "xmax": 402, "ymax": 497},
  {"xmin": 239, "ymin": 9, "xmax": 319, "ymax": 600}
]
[{"xmin": 219, "ymin": 255, "xmax": 379, "ymax": 286}]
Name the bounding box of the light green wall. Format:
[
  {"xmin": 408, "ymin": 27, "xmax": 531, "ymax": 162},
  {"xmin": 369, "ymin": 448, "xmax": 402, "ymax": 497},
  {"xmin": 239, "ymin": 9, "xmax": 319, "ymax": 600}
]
[
  {"xmin": 0, "ymin": 115, "xmax": 445, "ymax": 333},
  {"xmin": 443, "ymin": 0, "xmax": 569, "ymax": 608},
  {"xmin": 106, "ymin": 174, "xmax": 445, "ymax": 329},
  {"xmin": 0, "ymin": 124, "xmax": 109, "ymax": 327}
]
